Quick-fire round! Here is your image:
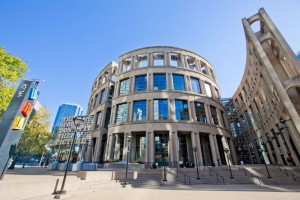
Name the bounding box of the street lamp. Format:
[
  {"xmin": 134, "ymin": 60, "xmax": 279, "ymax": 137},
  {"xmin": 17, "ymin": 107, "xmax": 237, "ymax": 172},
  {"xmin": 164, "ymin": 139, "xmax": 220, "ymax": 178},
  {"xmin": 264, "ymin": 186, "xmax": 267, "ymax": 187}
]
[
  {"xmin": 192, "ymin": 146, "xmax": 200, "ymax": 180},
  {"xmin": 123, "ymin": 135, "xmax": 132, "ymax": 188},
  {"xmin": 224, "ymin": 148, "xmax": 234, "ymax": 179},
  {"xmin": 59, "ymin": 116, "xmax": 84, "ymax": 194},
  {"xmin": 162, "ymin": 143, "xmax": 167, "ymax": 182},
  {"xmin": 258, "ymin": 148, "xmax": 272, "ymax": 178}
]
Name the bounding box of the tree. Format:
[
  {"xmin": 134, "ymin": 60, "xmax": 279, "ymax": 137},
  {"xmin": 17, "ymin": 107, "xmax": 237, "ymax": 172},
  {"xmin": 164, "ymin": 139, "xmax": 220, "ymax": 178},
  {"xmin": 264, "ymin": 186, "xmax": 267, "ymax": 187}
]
[
  {"xmin": 0, "ymin": 47, "xmax": 29, "ymax": 118},
  {"xmin": 16, "ymin": 107, "xmax": 51, "ymax": 166}
]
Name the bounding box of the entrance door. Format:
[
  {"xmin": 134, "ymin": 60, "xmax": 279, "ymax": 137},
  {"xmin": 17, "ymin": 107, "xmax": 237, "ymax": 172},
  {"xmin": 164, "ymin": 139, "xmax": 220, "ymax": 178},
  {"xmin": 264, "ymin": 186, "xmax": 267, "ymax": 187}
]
[{"xmin": 154, "ymin": 133, "xmax": 169, "ymax": 167}]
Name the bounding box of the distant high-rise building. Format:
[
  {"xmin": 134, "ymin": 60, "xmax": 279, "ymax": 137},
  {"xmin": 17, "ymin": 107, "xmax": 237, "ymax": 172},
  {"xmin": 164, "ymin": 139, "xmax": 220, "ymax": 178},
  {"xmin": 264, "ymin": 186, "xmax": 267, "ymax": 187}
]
[{"xmin": 51, "ymin": 103, "xmax": 83, "ymax": 137}]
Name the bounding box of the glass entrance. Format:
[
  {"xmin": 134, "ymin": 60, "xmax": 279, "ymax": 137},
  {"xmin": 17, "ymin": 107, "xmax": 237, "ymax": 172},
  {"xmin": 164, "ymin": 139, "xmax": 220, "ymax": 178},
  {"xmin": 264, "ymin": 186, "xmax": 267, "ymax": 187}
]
[{"xmin": 154, "ymin": 133, "xmax": 169, "ymax": 167}]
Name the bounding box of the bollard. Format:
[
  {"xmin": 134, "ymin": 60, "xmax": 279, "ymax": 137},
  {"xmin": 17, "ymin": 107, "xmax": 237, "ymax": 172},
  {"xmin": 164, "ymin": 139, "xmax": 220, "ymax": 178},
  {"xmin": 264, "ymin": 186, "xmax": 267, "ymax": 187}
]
[{"xmin": 52, "ymin": 179, "xmax": 60, "ymax": 194}]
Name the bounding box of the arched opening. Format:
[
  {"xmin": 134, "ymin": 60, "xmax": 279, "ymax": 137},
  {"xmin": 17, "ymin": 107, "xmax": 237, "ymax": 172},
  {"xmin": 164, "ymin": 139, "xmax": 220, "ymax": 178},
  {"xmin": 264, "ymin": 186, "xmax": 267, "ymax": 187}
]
[{"xmin": 287, "ymin": 86, "xmax": 300, "ymax": 117}]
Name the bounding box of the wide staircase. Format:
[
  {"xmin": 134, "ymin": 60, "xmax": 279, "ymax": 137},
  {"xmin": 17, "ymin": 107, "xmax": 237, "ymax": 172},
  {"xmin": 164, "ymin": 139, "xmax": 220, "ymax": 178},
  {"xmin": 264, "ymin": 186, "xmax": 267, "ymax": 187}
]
[{"xmin": 70, "ymin": 164, "xmax": 300, "ymax": 193}]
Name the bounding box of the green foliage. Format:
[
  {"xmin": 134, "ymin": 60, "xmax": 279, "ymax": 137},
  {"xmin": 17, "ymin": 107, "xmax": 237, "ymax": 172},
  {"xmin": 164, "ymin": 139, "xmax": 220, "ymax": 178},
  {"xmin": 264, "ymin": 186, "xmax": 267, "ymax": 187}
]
[
  {"xmin": 0, "ymin": 47, "xmax": 29, "ymax": 117},
  {"xmin": 17, "ymin": 107, "xmax": 51, "ymax": 157}
]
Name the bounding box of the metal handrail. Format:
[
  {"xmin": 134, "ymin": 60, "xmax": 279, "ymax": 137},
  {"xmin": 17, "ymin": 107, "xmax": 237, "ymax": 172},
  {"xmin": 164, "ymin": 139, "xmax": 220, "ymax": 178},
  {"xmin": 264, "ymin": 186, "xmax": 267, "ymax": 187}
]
[
  {"xmin": 277, "ymin": 165, "xmax": 299, "ymax": 181},
  {"xmin": 176, "ymin": 167, "xmax": 191, "ymax": 185},
  {"xmin": 208, "ymin": 167, "xmax": 225, "ymax": 185}
]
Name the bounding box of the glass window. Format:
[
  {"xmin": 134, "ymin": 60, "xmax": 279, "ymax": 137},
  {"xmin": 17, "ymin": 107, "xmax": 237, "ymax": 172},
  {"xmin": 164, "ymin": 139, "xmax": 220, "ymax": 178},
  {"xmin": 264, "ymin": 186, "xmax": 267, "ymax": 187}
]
[
  {"xmin": 153, "ymin": 52, "xmax": 164, "ymax": 66},
  {"xmin": 104, "ymin": 108, "xmax": 111, "ymax": 128},
  {"xmin": 194, "ymin": 102, "xmax": 206, "ymax": 122},
  {"xmin": 175, "ymin": 100, "xmax": 189, "ymax": 120},
  {"xmin": 190, "ymin": 77, "xmax": 201, "ymax": 94},
  {"xmin": 132, "ymin": 101, "xmax": 147, "ymax": 121},
  {"xmin": 210, "ymin": 106, "xmax": 219, "ymax": 125},
  {"xmin": 95, "ymin": 111, "xmax": 102, "ymax": 128},
  {"xmin": 153, "ymin": 99, "xmax": 168, "ymax": 120},
  {"xmin": 153, "ymin": 74, "xmax": 166, "ymax": 90},
  {"xmin": 115, "ymin": 103, "xmax": 128, "ymax": 123},
  {"xmin": 134, "ymin": 75, "xmax": 147, "ymax": 92},
  {"xmin": 119, "ymin": 79, "xmax": 130, "ymax": 95},
  {"xmin": 93, "ymin": 94, "xmax": 98, "ymax": 108},
  {"xmin": 204, "ymin": 82, "xmax": 212, "ymax": 97},
  {"xmin": 100, "ymin": 89, "xmax": 106, "ymax": 104},
  {"xmin": 170, "ymin": 52, "xmax": 182, "ymax": 67},
  {"xmin": 173, "ymin": 74, "xmax": 185, "ymax": 91},
  {"xmin": 108, "ymin": 85, "xmax": 114, "ymax": 102}
]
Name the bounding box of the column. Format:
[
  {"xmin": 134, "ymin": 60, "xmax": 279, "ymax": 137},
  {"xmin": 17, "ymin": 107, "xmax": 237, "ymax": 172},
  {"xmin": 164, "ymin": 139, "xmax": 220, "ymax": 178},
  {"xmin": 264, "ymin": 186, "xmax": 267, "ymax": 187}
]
[
  {"xmin": 213, "ymin": 135, "xmax": 221, "ymax": 165},
  {"xmin": 168, "ymin": 73, "xmax": 173, "ymax": 91},
  {"xmin": 148, "ymin": 99, "xmax": 153, "ymax": 121},
  {"xmin": 168, "ymin": 130, "xmax": 174, "ymax": 166},
  {"xmin": 105, "ymin": 133, "xmax": 113, "ymax": 160},
  {"xmin": 205, "ymin": 104, "xmax": 212, "ymax": 124},
  {"xmin": 148, "ymin": 73, "xmax": 152, "ymax": 92},
  {"xmin": 122, "ymin": 133, "xmax": 129, "ymax": 161},
  {"xmin": 149, "ymin": 53, "xmax": 153, "ymax": 67},
  {"xmin": 188, "ymin": 101, "xmax": 193, "ymax": 122},
  {"xmin": 169, "ymin": 99, "xmax": 175, "ymax": 121},
  {"xmin": 149, "ymin": 131, "xmax": 154, "ymax": 163},
  {"xmin": 165, "ymin": 52, "xmax": 170, "ymax": 66},
  {"xmin": 172, "ymin": 131, "xmax": 179, "ymax": 164},
  {"xmin": 191, "ymin": 132, "xmax": 196, "ymax": 163},
  {"xmin": 184, "ymin": 75, "xmax": 189, "ymax": 92},
  {"xmin": 228, "ymin": 138, "xmax": 238, "ymax": 165},
  {"xmin": 190, "ymin": 101, "xmax": 197, "ymax": 122},
  {"xmin": 216, "ymin": 108, "xmax": 222, "ymax": 127},
  {"xmin": 195, "ymin": 133, "xmax": 203, "ymax": 165},
  {"xmin": 145, "ymin": 132, "xmax": 149, "ymax": 164},
  {"xmin": 130, "ymin": 76, "xmax": 134, "ymax": 93},
  {"xmin": 221, "ymin": 136, "xmax": 230, "ymax": 165},
  {"xmin": 94, "ymin": 136, "xmax": 101, "ymax": 163},
  {"xmin": 209, "ymin": 134, "xmax": 218, "ymax": 165},
  {"xmin": 128, "ymin": 101, "xmax": 132, "ymax": 122}
]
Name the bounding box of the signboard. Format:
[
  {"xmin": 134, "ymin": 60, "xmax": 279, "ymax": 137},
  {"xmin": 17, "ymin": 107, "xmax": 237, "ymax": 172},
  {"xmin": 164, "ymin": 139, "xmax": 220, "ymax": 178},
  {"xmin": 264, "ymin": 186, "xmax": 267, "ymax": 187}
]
[
  {"xmin": 53, "ymin": 115, "xmax": 94, "ymax": 146},
  {"xmin": 0, "ymin": 80, "xmax": 40, "ymax": 179}
]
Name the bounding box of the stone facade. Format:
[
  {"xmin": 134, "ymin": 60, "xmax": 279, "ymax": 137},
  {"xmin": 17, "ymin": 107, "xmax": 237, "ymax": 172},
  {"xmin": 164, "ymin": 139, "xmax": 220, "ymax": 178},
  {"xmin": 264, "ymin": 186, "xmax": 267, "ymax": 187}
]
[
  {"xmin": 231, "ymin": 8, "xmax": 300, "ymax": 166},
  {"xmin": 87, "ymin": 46, "xmax": 235, "ymax": 167}
]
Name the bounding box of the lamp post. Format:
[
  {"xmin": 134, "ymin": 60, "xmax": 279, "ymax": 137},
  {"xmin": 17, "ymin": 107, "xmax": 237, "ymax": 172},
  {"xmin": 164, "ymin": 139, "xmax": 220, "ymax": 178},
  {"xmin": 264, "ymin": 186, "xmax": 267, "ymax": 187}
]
[
  {"xmin": 162, "ymin": 143, "xmax": 167, "ymax": 182},
  {"xmin": 59, "ymin": 116, "xmax": 84, "ymax": 194},
  {"xmin": 123, "ymin": 135, "xmax": 132, "ymax": 188},
  {"xmin": 192, "ymin": 146, "xmax": 200, "ymax": 180},
  {"xmin": 258, "ymin": 148, "xmax": 272, "ymax": 178},
  {"xmin": 224, "ymin": 148, "xmax": 234, "ymax": 179}
]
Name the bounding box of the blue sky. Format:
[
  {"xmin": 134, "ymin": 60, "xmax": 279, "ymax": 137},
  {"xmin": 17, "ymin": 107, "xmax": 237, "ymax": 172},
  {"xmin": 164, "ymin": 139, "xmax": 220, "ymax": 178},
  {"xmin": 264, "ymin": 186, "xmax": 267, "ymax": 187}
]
[{"xmin": 1, "ymin": 0, "xmax": 299, "ymax": 126}]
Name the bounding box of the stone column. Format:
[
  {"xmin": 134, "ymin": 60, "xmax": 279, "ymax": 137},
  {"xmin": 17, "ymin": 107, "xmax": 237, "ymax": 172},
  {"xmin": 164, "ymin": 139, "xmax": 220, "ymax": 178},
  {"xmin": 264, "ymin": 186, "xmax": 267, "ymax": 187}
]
[
  {"xmin": 149, "ymin": 131, "xmax": 154, "ymax": 163},
  {"xmin": 213, "ymin": 135, "xmax": 221, "ymax": 165},
  {"xmin": 209, "ymin": 134, "xmax": 218, "ymax": 165},
  {"xmin": 145, "ymin": 132, "xmax": 149, "ymax": 164},
  {"xmin": 128, "ymin": 101, "xmax": 132, "ymax": 122},
  {"xmin": 169, "ymin": 99, "xmax": 175, "ymax": 121},
  {"xmin": 172, "ymin": 131, "xmax": 179, "ymax": 164},
  {"xmin": 94, "ymin": 136, "xmax": 101, "ymax": 163},
  {"xmin": 228, "ymin": 138, "xmax": 238, "ymax": 165},
  {"xmin": 167, "ymin": 73, "xmax": 172, "ymax": 91},
  {"xmin": 221, "ymin": 136, "xmax": 230, "ymax": 165},
  {"xmin": 195, "ymin": 133, "xmax": 203, "ymax": 165},
  {"xmin": 205, "ymin": 104, "xmax": 212, "ymax": 124},
  {"xmin": 148, "ymin": 99, "xmax": 153, "ymax": 121},
  {"xmin": 130, "ymin": 76, "xmax": 135, "ymax": 93},
  {"xmin": 148, "ymin": 73, "xmax": 152, "ymax": 92},
  {"xmin": 122, "ymin": 133, "xmax": 129, "ymax": 161}
]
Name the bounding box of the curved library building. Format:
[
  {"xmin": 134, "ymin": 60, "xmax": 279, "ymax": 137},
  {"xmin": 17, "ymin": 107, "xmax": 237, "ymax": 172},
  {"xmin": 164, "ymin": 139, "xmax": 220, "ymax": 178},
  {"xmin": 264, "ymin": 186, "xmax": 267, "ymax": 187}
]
[{"xmin": 86, "ymin": 46, "xmax": 235, "ymax": 167}]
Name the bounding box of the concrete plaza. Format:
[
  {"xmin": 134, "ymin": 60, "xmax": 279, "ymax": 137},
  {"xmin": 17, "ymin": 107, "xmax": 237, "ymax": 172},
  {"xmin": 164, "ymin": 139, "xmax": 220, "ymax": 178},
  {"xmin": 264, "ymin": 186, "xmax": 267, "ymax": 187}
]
[{"xmin": 0, "ymin": 167, "xmax": 299, "ymax": 200}]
